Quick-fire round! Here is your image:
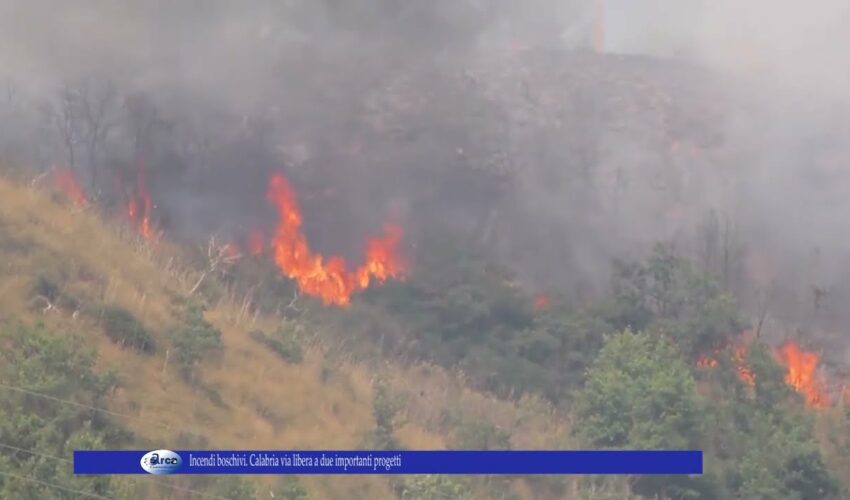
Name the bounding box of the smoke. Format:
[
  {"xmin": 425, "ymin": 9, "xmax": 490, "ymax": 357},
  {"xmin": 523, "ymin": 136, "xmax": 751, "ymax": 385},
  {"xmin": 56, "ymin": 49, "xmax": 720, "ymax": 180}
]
[{"xmin": 1, "ymin": 1, "xmax": 850, "ymax": 358}]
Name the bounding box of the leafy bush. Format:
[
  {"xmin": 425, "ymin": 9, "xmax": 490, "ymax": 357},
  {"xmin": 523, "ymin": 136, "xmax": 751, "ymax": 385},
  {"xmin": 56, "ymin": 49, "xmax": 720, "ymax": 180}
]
[
  {"xmin": 211, "ymin": 477, "xmax": 256, "ymax": 499},
  {"xmin": 171, "ymin": 303, "xmax": 223, "ymax": 382},
  {"xmin": 366, "ymin": 378, "xmax": 404, "ymax": 450},
  {"xmin": 100, "ymin": 305, "xmax": 156, "ymax": 353},
  {"xmin": 0, "ymin": 325, "xmax": 131, "ymax": 498},
  {"xmin": 30, "ymin": 274, "xmax": 80, "ymax": 312},
  {"xmin": 273, "ymin": 478, "xmax": 309, "ymax": 500},
  {"xmin": 250, "ymin": 323, "xmax": 303, "ymax": 364},
  {"xmin": 452, "ymin": 420, "xmax": 511, "ymax": 450},
  {"xmin": 400, "ymin": 475, "xmax": 473, "ymax": 500},
  {"xmin": 32, "ymin": 274, "xmax": 60, "ymax": 302}
]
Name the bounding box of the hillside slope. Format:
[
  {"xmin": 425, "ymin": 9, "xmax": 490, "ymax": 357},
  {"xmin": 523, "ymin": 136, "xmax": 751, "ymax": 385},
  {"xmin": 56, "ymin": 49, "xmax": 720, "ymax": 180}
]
[{"xmin": 0, "ymin": 177, "xmax": 573, "ymax": 499}]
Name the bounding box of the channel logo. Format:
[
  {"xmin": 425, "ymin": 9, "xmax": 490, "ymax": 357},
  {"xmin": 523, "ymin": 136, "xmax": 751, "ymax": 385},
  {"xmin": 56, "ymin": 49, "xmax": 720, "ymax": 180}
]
[{"xmin": 140, "ymin": 449, "xmax": 182, "ymax": 474}]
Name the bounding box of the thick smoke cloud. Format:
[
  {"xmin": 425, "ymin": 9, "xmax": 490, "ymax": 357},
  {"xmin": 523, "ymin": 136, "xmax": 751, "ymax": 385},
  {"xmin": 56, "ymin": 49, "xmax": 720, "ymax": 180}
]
[{"xmin": 1, "ymin": 1, "xmax": 849, "ymax": 361}]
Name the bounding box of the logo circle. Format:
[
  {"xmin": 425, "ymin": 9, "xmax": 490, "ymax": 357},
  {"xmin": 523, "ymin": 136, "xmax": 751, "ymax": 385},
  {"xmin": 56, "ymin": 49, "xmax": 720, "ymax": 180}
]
[{"xmin": 140, "ymin": 449, "xmax": 182, "ymax": 474}]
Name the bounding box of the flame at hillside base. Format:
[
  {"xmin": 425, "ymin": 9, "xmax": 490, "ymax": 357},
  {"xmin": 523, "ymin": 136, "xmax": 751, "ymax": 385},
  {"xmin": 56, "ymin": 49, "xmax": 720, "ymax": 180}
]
[
  {"xmin": 265, "ymin": 173, "xmax": 406, "ymax": 306},
  {"xmin": 126, "ymin": 160, "xmax": 159, "ymax": 243},
  {"xmin": 53, "ymin": 167, "xmax": 87, "ymax": 207}
]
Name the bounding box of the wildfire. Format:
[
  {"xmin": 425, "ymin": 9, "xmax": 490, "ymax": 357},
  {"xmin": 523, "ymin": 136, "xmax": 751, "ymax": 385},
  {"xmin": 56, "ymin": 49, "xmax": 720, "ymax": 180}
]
[
  {"xmin": 733, "ymin": 344, "xmax": 756, "ymax": 386},
  {"xmin": 53, "ymin": 166, "xmax": 87, "ymax": 207},
  {"xmin": 696, "ymin": 342, "xmax": 753, "ymax": 385},
  {"xmin": 265, "ymin": 173, "xmax": 406, "ymax": 306},
  {"xmin": 126, "ymin": 160, "xmax": 159, "ymax": 242},
  {"xmin": 697, "ymin": 335, "xmax": 838, "ymax": 408},
  {"xmin": 696, "ymin": 355, "xmax": 718, "ymax": 369},
  {"xmin": 775, "ymin": 341, "xmax": 830, "ymax": 409}
]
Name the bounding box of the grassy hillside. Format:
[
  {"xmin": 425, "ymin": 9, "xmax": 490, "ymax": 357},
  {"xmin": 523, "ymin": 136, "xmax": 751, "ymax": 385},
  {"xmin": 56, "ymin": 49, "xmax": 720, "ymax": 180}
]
[
  {"xmin": 0, "ymin": 177, "xmax": 579, "ymax": 499},
  {"xmin": 3, "ymin": 175, "xmax": 850, "ymax": 500}
]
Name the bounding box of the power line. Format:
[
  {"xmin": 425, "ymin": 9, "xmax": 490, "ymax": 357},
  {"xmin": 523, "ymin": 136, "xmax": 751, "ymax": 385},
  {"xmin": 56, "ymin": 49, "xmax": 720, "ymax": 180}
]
[
  {"xmin": 0, "ymin": 441, "xmax": 231, "ymax": 500},
  {"xmin": 0, "ymin": 470, "xmax": 114, "ymax": 500},
  {"xmin": 0, "ymin": 381, "xmax": 172, "ymax": 432},
  {"xmin": 0, "ymin": 384, "xmax": 237, "ymax": 499}
]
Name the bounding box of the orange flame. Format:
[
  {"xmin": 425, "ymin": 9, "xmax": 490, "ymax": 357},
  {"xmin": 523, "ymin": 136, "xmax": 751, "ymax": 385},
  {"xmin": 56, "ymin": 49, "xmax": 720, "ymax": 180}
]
[
  {"xmin": 733, "ymin": 344, "xmax": 756, "ymax": 386},
  {"xmin": 265, "ymin": 173, "xmax": 405, "ymax": 306},
  {"xmin": 126, "ymin": 160, "xmax": 159, "ymax": 242},
  {"xmin": 695, "ymin": 340, "xmax": 752, "ymax": 385},
  {"xmin": 53, "ymin": 166, "xmax": 87, "ymax": 207},
  {"xmin": 696, "ymin": 355, "xmax": 718, "ymax": 369},
  {"xmin": 775, "ymin": 341, "xmax": 830, "ymax": 409},
  {"xmin": 698, "ymin": 336, "xmax": 838, "ymax": 408}
]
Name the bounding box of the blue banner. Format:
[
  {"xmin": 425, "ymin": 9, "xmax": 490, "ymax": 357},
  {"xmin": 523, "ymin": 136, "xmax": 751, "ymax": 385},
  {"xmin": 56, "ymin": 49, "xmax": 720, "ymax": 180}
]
[{"xmin": 74, "ymin": 450, "xmax": 702, "ymax": 475}]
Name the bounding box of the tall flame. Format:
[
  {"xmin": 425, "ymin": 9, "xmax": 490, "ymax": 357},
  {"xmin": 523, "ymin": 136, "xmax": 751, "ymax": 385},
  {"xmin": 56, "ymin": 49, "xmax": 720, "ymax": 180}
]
[
  {"xmin": 775, "ymin": 341, "xmax": 830, "ymax": 409},
  {"xmin": 126, "ymin": 160, "xmax": 159, "ymax": 242},
  {"xmin": 53, "ymin": 166, "xmax": 87, "ymax": 207},
  {"xmin": 265, "ymin": 173, "xmax": 405, "ymax": 306}
]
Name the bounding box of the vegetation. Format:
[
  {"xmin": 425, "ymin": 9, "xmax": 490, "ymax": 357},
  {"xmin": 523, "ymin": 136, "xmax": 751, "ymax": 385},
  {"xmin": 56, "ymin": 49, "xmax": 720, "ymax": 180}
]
[
  {"xmin": 100, "ymin": 305, "xmax": 157, "ymax": 353},
  {"xmin": 249, "ymin": 322, "xmax": 304, "ymax": 364},
  {"xmin": 367, "ymin": 378, "xmax": 405, "ymax": 450},
  {"xmin": 1, "ymin": 176, "xmax": 850, "ymax": 499},
  {"xmin": 170, "ymin": 302, "xmax": 223, "ymax": 383},
  {"xmin": 0, "ymin": 325, "xmax": 129, "ymax": 498}
]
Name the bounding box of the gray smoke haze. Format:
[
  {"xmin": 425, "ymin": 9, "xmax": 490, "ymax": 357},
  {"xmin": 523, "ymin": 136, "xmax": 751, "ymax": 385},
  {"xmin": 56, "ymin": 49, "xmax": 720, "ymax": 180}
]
[{"xmin": 1, "ymin": 1, "xmax": 850, "ymax": 360}]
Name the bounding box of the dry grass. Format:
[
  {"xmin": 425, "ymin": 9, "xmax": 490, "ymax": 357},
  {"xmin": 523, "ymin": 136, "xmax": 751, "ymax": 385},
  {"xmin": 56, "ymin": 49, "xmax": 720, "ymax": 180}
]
[{"xmin": 0, "ymin": 176, "xmax": 576, "ymax": 499}]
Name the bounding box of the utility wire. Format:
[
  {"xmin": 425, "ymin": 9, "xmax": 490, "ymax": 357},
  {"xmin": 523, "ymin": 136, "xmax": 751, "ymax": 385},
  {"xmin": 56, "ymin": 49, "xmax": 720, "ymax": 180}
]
[
  {"xmin": 0, "ymin": 441, "xmax": 231, "ymax": 500},
  {"xmin": 0, "ymin": 384, "xmax": 237, "ymax": 499}
]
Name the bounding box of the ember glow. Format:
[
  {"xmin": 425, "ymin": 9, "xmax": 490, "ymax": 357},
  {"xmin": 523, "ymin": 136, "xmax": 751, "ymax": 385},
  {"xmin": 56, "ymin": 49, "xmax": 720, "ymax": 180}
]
[
  {"xmin": 696, "ymin": 342, "xmax": 753, "ymax": 385},
  {"xmin": 533, "ymin": 293, "xmax": 550, "ymax": 312},
  {"xmin": 265, "ymin": 173, "xmax": 406, "ymax": 306},
  {"xmin": 223, "ymin": 242, "xmax": 242, "ymax": 260},
  {"xmin": 126, "ymin": 161, "xmax": 159, "ymax": 242},
  {"xmin": 53, "ymin": 166, "xmax": 87, "ymax": 207},
  {"xmin": 775, "ymin": 341, "xmax": 831, "ymax": 409},
  {"xmin": 248, "ymin": 227, "xmax": 265, "ymax": 256}
]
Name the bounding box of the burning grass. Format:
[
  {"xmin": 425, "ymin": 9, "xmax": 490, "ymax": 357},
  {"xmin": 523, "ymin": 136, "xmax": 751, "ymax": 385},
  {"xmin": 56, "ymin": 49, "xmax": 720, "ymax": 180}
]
[{"xmin": 0, "ymin": 173, "xmax": 567, "ymax": 499}]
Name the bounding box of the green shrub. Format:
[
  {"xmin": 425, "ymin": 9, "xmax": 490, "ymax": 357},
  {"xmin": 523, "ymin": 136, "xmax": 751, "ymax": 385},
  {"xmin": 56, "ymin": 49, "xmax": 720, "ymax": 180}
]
[
  {"xmin": 452, "ymin": 420, "xmax": 511, "ymax": 450},
  {"xmin": 273, "ymin": 478, "xmax": 309, "ymax": 500},
  {"xmin": 367, "ymin": 378, "xmax": 404, "ymax": 450},
  {"xmin": 32, "ymin": 274, "xmax": 60, "ymax": 302},
  {"xmin": 400, "ymin": 475, "xmax": 472, "ymax": 500},
  {"xmin": 171, "ymin": 303, "xmax": 223, "ymax": 382},
  {"xmin": 0, "ymin": 325, "xmax": 133, "ymax": 498},
  {"xmin": 250, "ymin": 323, "xmax": 303, "ymax": 364},
  {"xmin": 100, "ymin": 305, "xmax": 156, "ymax": 353}
]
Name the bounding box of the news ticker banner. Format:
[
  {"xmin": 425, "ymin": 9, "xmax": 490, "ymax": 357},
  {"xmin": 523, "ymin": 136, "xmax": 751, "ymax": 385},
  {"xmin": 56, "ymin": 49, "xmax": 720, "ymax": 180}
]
[{"xmin": 74, "ymin": 450, "xmax": 702, "ymax": 475}]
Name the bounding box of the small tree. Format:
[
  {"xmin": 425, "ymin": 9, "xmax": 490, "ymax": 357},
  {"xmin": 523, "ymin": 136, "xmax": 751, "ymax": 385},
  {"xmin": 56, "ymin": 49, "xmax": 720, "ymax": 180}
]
[
  {"xmin": 170, "ymin": 303, "xmax": 223, "ymax": 383},
  {"xmin": 576, "ymin": 328, "xmax": 709, "ymax": 499}
]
